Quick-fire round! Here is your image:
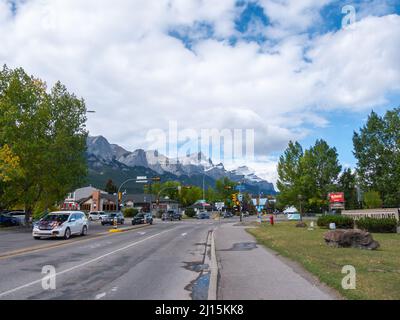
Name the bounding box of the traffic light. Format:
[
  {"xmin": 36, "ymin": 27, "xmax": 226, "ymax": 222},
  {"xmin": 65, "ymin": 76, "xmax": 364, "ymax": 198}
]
[
  {"xmin": 231, "ymin": 193, "xmax": 237, "ymax": 203},
  {"xmin": 118, "ymin": 192, "xmax": 122, "ymax": 202}
]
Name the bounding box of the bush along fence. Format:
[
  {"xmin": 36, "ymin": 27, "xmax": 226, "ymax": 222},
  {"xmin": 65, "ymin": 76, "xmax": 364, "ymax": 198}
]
[
  {"xmin": 317, "ymin": 215, "xmax": 354, "ymax": 229},
  {"xmin": 317, "ymin": 215, "xmax": 399, "ymax": 233},
  {"xmin": 355, "ymin": 217, "xmax": 399, "ymax": 233}
]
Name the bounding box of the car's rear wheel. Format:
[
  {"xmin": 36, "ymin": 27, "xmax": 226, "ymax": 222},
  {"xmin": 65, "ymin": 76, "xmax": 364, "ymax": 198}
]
[
  {"xmin": 64, "ymin": 228, "xmax": 71, "ymax": 240},
  {"xmin": 81, "ymin": 225, "xmax": 88, "ymax": 236}
]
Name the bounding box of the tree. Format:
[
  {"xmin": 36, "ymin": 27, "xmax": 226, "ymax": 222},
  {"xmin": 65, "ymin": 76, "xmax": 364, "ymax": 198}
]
[
  {"xmin": 353, "ymin": 108, "xmax": 400, "ymax": 207},
  {"xmin": 277, "ymin": 140, "xmax": 341, "ymax": 214},
  {"xmin": 338, "ymin": 168, "xmax": 358, "ymax": 209},
  {"xmin": 301, "ymin": 139, "xmax": 342, "ymax": 212},
  {"xmin": 276, "ymin": 141, "xmax": 304, "ymax": 211},
  {"xmin": 0, "ymin": 144, "xmax": 21, "ymax": 183},
  {"xmin": 0, "ymin": 144, "xmax": 22, "ymax": 210},
  {"xmin": 215, "ymin": 177, "xmax": 237, "ymax": 208},
  {"xmin": 0, "ymin": 66, "xmax": 88, "ymax": 223},
  {"xmin": 179, "ymin": 185, "xmax": 202, "ymax": 207},
  {"xmin": 363, "ymin": 191, "xmax": 383, "ymax": 209},
  {"xmin": 105, "ymin": 179, "xmax": 118, "ymax": 194}
]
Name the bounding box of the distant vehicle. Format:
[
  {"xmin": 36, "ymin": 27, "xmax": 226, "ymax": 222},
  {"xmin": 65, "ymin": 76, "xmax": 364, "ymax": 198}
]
[
  {"xmin": 32, "ymin": 211, "xmax": 88, "ymax": 240},
  {"xmin": 101, "ymin": 212, "xmax": 125, "ymax": 225},
  {"xmin": 162, "ymin": 210, "xmax": 182, "ymax": 221},
  {"xmin": 197, "ymin": 211, "xmax": 210, "ymax": 219},
  {"xmin": 223, "ymin": 211, "xmax": 234, "ymax": 218},
  {"xmin": 88, "ymin": 211, "xmax": 105, "ymax": 221},
  {"xmin": 0, "ymin": 213, "xmax": 20, "ymax": 227},
  {"xmin": 7, "ymin": 210, "xmax": 25, "ymax": 217},
  {"xmin": 132, "ymin": 213, "xmax": 153, "ymax": 225}
]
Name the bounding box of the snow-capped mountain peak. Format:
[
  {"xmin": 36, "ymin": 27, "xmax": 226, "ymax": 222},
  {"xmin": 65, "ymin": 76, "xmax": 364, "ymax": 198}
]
[{"xmin": 86, "ymin": 135, "xmax": 275, "ymax": 193}]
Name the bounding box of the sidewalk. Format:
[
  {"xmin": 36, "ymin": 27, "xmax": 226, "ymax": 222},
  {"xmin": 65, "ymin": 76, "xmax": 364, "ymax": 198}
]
[{"xmin": 215, "ymin": 223, "xmax": 336, "ymax": 300}]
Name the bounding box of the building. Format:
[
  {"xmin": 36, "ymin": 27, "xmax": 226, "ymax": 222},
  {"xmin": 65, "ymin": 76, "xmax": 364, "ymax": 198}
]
[
  {"xmin": 64, "ymin": 187, "xmax": 179, "ymax": 213},
  {"xmin": 62, "ymin": 186, "xmax": 107, "ymax": 211},
  {"xmin": 252, "ymin": 196, "xmax": 276, "ymax": 213}
]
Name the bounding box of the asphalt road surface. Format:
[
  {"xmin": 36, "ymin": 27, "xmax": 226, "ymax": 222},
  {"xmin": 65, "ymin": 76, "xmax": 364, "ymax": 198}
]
[
  {"xmin": 0, "ymin": 220, "xmax": 124, "ymax": 254},
  {"xmin": 0, "ymin": 219, "xmax": 222, "ymax": 300},
  {"xmin": 0, "ymin": 216, "xmax": 337, "ymax": 300}
]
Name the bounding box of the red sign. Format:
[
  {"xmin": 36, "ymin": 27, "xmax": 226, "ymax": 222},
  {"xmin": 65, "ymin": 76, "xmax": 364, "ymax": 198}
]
[{"xmin": 329, "ymin": 192, "xmax": 345, "ymax": 203}]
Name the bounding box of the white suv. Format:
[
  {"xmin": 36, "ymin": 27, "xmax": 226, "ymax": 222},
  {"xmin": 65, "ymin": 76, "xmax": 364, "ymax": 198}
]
[
  {"xmin": 32, "ymin": 211, "xmax": 89, "ymax": 240},
  {"xmin": 88, "ymin": 211, "xmax": 105, "ymax": 221}
]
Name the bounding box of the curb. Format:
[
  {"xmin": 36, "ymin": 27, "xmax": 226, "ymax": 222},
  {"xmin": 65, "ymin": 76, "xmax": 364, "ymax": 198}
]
[{"xmin": 208, "ymin": 230, "xmax": 219, "ymax": 300}]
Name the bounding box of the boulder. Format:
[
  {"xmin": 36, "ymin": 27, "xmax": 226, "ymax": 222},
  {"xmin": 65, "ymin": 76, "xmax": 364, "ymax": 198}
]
[{"xmin": 324, "ymin": 229, "xmax": 380, "ymax": 250}]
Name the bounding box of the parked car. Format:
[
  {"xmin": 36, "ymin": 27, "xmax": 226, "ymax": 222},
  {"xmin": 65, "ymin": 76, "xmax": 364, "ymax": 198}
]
[
  {"xmin": 32, "ymin": 211, "xmax": 88, "ymax": 240},
  {"xmin": 0, "ymin": 213, "xmax": 20, "ymax": 227},
  {"xmin": 132, "ymin": 213, "xmax": 153, "ymax": 225},
  {"xmin": 88, "ymin": 211, "xmax": 105, "ymax": 221},
  {"xmin": 223, "ymin": 211, "xmax": 234, "ymax": 218},
  {"xmin": 162, "ymin": 210, "xmax": 182, "ymax": 221},
  {"xmin": 101, "ymin": 212, "xmax": 125, "ymax": 225},
  {"xmin": 197, "ymin": 211, "xmax": 210, "ymax": 219}
]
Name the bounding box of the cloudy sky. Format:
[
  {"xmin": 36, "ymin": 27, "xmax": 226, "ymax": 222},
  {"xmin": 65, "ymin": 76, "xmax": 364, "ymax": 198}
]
[{"xmin": 1, "ymin": 0, "xmax": 400, "ymax": 185}]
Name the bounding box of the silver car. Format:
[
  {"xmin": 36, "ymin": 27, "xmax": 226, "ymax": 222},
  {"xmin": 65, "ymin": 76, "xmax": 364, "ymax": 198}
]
[{"xmin": 32, "ymin": 211, "xmax": 89, "ymax": 240}]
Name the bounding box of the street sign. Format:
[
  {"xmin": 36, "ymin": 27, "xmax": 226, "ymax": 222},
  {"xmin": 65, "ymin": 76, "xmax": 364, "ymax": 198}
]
[
  {"xmin": 137, "ymin": 176, "xmax": 147, "ymax": 180},
  {"xmin": 235, "ymin": 185, "xmax": 245, "ymax": 191},
  {"xmin": 238, "ymin": 194, "xmax": 243, "ymax": 202},
  {"xmin": 329, "ymin": 192, "xmax": 345, "ymax": 203},
  {"xmin": 215, "ymin": 202, "xmax": 224, "ymax": 210}
]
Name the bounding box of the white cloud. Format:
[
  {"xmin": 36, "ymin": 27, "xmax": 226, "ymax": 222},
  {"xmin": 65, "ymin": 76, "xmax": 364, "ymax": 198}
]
[{"xmin": 0, "ymin": 0, "xmax": 399, "ymax": 185}]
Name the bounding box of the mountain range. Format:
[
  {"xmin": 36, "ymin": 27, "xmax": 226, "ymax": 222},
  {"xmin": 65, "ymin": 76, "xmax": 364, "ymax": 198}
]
[{"xmin": 86, "ymin": 135, "xmax": 276, "ymax": 195}]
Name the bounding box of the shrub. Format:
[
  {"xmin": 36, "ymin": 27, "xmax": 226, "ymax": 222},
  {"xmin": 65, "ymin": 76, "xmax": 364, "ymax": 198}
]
[
  {"xmin": 363, "ymin": 191, "xmax": 382, "ymax": 209},
  {"xmin": 123, "ymin": 208, "xmax": 138, "ymax": 218},
  {"xmin": 356, "ymin": 217, "xmax": 398, "ymax": 233},
  {"xmin": 184, "ymin": 208, "xmax": 196, "ymax": 218},
  {"xmin": 317, "ymin": 215, "xmax": 354, "ymax": 229}
]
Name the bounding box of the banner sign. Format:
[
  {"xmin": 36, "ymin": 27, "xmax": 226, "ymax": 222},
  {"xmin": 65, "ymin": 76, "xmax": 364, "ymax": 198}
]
[
  {"xmin": 288, "ymin": 213, "xmax": 301, "ymax": 221},
  {"xmin": 329, "ymin": 192, "xmax": 345, "ymax": 203}
]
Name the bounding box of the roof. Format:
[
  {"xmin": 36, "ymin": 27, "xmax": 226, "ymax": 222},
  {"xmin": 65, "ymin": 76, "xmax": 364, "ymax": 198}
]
[{"xmin": 79, "ymin": 193, "xmax": 178, "ymax": 204}]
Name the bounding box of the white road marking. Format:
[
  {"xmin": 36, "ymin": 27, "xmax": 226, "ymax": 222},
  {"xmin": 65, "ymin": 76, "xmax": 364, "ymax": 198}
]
[
  {"xmin": 95, "ymin": 292, "xmax": 106, "ymax": 300},
  {"xmin": 0, "ymin": 227, "xmax": 176, "ymax": 298},
  {"xmin": 181, "ymin": 233, "xmax": 187, "ymax": 237},
  {"xmin": 111, "ymin": 287, "xmax": 118, "ymax": 292},
  {"xmin": 138, "ymin": 232, "xmax": 146, "ymax": 235}
]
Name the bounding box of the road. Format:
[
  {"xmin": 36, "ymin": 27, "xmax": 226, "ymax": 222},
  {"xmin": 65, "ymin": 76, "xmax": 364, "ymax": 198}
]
[
  {"xmin": 0, "ymin": 219, "xmax": 220, "ymax": 300},
  {"xmin": 0, "ymin": 216, "xmax": 338, "ymax": 300}
]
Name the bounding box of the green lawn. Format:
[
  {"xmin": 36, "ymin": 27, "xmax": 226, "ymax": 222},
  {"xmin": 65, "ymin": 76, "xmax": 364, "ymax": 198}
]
[{"xmin": 247, "ymin": 222, "xmax": 400, "ymax": 300}]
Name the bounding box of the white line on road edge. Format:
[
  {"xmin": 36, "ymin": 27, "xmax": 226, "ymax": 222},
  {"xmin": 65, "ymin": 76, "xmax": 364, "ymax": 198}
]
[
  {"xmin": 181, "ymin": 233, "xmax": 187, "ymax": 237},
  {"xmin": 208, "ymin": 230, "xmax": 218, "ymax": 300},
  {"xmin": 0, "ymin": 227, "xmax": 176, "ymax": 299}
]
